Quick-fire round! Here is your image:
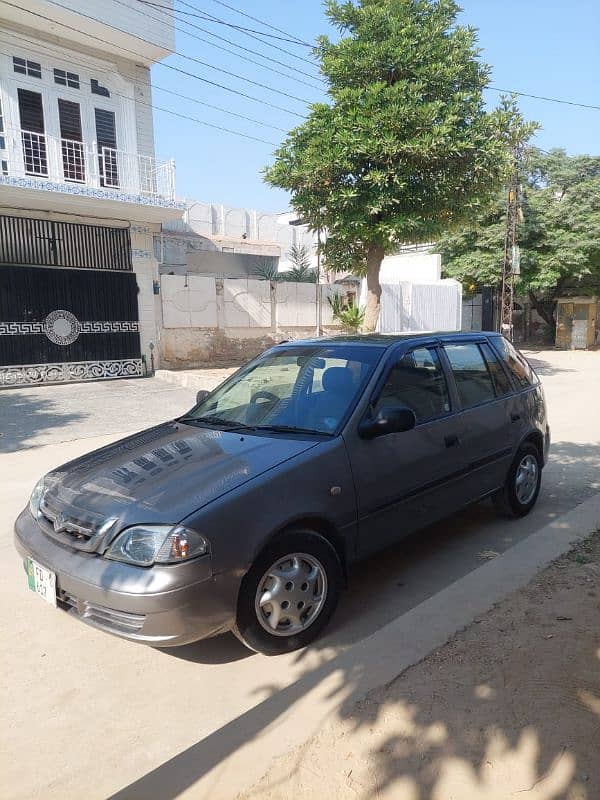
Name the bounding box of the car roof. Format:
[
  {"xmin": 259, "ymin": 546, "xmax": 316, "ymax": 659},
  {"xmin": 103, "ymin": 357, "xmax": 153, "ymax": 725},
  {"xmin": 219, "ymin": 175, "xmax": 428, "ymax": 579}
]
[{"xmin": 275, "ymin": 331, "xmax": 501, "ymax": 350}]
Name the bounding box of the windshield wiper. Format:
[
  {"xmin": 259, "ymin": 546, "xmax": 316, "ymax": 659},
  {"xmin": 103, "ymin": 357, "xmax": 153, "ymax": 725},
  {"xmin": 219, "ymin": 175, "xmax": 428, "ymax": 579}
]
[
  {"xmin": 179, "ymin": 417, "xmax": 328, "ymax": 436},
  {"xmin": 250, "ymin": 424, "xmax": 328, "ymax": 436},
  {"xmin": 178, "ymin": 415, "xmax": 252, "ymax": 431}
]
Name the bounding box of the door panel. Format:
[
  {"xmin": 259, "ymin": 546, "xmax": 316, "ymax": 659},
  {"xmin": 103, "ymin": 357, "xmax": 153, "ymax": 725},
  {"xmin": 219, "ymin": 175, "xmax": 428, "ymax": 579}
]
[
  {"xmin": 350, "ymin": 345, "xmax": 469, "ymax": 557},
  {"xmin": 442, "ymin": 342, "xmax": 513, "ymax": 494},
  {"xmin": 351, "ymin": 414, "xmax": 468, "ymax": 557}
]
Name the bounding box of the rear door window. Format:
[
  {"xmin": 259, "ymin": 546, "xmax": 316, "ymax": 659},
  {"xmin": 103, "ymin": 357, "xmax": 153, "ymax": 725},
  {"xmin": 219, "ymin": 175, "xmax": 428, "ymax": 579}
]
[
  {"xmin": 480, "ymin": 342, "xmax": 512, "ymax": 396},
  {"xmin": 375, "ymin": 346, "xmax": 451, "ymax": 423},
  {"xmin": 443, "ymin": 343, "xmax": 496, "ymax": 409},
  {"xmin": 493, "ymin": 337, "xmax": 535, "ymax": 389}
]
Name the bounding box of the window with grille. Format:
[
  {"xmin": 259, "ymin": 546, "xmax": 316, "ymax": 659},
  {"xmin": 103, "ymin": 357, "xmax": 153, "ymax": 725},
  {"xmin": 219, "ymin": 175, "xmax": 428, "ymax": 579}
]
[
  {"xmin": 58, "ymin": 99, "xmax": 85, "ymax": 182},
  {"xmin": 95, "ymin": 108, "xmax": 118, "ymax": 187},
  {"xmin": 13, "ymin": 56, "xmax": 42, "ymax": 78},
  {"xmin": 54, "ymin": 68, "xmax": 80, "ymax": 89},
  {"xmin": 17, "ymin": 89, "xmax": 48, "ymax": 176}
]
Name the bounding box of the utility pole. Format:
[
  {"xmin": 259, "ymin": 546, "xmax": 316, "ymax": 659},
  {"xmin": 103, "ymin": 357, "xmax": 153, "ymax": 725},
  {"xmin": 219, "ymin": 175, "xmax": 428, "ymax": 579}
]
[
  {"xmin": 316, "ymin": 226, "xmax": 322, "ymax": 337},
  {"xmin": 500, "ymin": 144, "xmax": 523, "ymax": 340}
]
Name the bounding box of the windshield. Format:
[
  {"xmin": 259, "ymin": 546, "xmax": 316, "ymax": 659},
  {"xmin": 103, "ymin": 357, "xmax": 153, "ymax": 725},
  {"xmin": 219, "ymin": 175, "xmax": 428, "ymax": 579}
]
[{"xmin": 182, "ymin": 345, "xmax": 384, "ymax": 435}]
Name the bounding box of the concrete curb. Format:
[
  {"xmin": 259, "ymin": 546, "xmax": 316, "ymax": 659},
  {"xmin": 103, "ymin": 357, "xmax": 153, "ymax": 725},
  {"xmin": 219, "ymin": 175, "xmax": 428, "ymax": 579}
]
[{"xmin": 113, "ymin": 492, "xmax": 600, "ymax": 800}]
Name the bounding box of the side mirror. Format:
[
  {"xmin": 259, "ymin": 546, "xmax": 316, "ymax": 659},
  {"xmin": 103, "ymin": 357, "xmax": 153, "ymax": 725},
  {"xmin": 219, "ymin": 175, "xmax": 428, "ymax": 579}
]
[
  {"xmin": 196, "ymin": 389, "xmax": 210, "ymax": 405},
  {"xmin": 358, "ymin": 405, "xmax": 416, "ymax": 439}
]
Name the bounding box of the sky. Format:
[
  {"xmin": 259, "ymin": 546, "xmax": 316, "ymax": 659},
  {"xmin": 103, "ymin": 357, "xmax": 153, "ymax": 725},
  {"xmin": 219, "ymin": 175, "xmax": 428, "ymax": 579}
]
[{"xmin": 151, "ymin": 0, "xmax": 600, "ymax": 212}]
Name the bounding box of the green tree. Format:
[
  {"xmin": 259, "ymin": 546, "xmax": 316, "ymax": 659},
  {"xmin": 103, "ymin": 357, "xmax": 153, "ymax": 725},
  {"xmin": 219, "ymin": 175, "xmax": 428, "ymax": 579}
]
[
  {"xmin": 439, "ymin": 149, "xmax": 600, "ymax": 330},
  {"xmin": 264, "ymin": 0, "xmax": 515, "ymax": 330}
]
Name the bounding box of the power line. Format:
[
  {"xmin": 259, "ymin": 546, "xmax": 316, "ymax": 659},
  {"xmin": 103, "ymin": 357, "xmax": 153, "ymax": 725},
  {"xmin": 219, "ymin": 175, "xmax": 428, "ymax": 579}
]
[
  {"xmin": 158, "ymin": 0, "xmax": 313, "ymax": 47},
  {"xmin": 119, "ymin": 0, "xmax": 323, "ymax": 90},
  {"xmin": 41, "ymin": 0, "xmax": 313, "ymax": 105},
  {"xmin": 163, "ymin": 14, "xmax": 323, "ymax": 85},
  {"xmin": 488, "ymin": 86, "xmax": 600, "ymax": 111},
  {"xmin": 5, "ymin": 0, "xmax": 597, "ymax": 128},
  {"xmin": 0, "ymin": 31, "xmax": 288, "ymax": 133},
  {"xmin": 204, "ymin": 0, "xmax": 312, "ymax": 48},
  {"xmin": 0, "ymin": 41, "xmax": 278, "ymax": 146},
  {"xmin": 1, "ymin": 1, "xmax": 306, "ymax": 118},
  {"xmin": 175, "ymin": 0, "xmax": 319, "ymax": 69}
]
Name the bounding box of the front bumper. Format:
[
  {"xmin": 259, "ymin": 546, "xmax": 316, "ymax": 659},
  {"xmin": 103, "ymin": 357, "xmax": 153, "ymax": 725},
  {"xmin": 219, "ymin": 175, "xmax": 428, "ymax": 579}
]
[{"xmin": 14, "ymin": 509, "xmax": 238, "ymax": 646}]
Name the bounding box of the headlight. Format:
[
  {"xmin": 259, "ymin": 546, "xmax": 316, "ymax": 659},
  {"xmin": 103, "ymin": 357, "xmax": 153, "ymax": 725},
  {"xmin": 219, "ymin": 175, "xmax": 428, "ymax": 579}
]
[
  {"xmin": 105, "ymin": 524, "xmax": 209, "ymax": 567},
  {"xmin": 29, "ymin": 477, "xmax": 47, "ymax": 518}
]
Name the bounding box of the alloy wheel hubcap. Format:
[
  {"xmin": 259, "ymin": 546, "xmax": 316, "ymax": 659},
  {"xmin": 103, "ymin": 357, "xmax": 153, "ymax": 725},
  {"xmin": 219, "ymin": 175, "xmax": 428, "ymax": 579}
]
[
  {"xmin": 515, "ymin": 454, "xmax": 539, "ymax": 504},
  {"xmin": 255, "ymin": 553, "xmax": 328, "ymax": 637}
]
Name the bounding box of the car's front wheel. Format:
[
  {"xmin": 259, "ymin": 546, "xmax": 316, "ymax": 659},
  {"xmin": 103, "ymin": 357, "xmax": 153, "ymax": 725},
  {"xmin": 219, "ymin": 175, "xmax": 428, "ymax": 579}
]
[{"xmin": 233, "ymin": 530, "xmax": 342, "ymax": 655}]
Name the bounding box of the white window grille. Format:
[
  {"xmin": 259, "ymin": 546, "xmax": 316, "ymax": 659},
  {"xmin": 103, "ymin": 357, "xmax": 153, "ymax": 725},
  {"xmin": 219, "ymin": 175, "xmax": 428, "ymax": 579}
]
[
  {"xmin": 21, "ymin": 130, "xmax": 48, "ymax": 176},
  {"xmin": 61, "ymin": 139, "xmax": 85, "ymax": 182}
]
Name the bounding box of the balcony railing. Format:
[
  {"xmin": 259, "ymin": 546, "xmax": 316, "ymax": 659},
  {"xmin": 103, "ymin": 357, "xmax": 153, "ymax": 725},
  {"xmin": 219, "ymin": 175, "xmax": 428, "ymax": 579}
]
[{"xmin": 3, "ymin": 128, "xmax": 176, "ymax": 203}]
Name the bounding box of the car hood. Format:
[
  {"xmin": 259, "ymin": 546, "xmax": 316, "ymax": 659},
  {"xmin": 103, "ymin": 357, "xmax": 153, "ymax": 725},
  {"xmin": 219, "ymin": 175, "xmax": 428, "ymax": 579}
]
[{"xmin": 42, "ymin": 421, "xmax": 319, "ymax": 537}]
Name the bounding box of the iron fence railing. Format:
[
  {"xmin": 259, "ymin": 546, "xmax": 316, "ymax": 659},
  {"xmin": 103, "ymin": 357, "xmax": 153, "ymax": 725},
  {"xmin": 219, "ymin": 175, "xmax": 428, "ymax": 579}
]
[{"xmin": 5, "ymin": 128, "xmax": 176, "ymax": 202}]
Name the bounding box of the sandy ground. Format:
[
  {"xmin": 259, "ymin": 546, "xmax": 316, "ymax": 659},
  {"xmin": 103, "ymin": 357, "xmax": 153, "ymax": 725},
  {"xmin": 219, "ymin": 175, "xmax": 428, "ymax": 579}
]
[{"xmin": 240, "ymin": 531, "xmax": 600, "ymax": 800}]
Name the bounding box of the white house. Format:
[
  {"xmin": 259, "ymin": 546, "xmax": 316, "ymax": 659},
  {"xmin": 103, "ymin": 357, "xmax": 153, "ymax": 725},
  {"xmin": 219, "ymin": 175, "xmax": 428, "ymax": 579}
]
[{"xmin": 0, "ymin": 0, "xmax": 183, "ymax": 386}]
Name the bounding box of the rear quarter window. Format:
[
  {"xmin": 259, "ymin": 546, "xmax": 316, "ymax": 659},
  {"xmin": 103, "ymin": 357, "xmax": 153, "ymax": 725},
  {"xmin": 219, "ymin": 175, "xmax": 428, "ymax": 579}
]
[{"xmin": 492, "ymin": 337, "xmax": 536, "ymax": 389}]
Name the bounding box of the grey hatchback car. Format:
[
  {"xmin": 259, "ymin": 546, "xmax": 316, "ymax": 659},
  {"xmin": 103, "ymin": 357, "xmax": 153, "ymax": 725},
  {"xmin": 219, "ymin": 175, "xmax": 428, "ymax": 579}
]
[{"xmin": 15, "ymin": 332, "xmax": 550, "ymax": 655}]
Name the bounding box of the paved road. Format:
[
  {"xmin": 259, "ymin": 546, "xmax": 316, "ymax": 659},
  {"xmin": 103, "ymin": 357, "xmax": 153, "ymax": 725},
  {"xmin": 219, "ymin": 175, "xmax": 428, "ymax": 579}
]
[{"xmin": 1, "ymin": 349, "xmax": 599, "ymax": 799}]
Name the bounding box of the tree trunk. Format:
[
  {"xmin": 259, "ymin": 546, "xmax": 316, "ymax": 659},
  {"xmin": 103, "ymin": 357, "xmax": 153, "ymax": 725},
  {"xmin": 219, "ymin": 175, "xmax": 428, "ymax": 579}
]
[
  {"xmin": 363, "ymin": 244, "xmax": 385, "ymax": 333},
  {"xmin": 528, "ymin": 290, "xmax": 558, "ymax": 329}
]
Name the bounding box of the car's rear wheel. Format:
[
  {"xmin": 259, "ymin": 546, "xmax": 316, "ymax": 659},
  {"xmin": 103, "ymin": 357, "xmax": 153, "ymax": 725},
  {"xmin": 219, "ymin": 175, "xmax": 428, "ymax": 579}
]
[
  {"xmin": 493, "ymin": 442, "xmax": 542, "ymax": 518},
  {"xmin": 233, "ymin": 530, "xmax": 342, "ymax": 655}
]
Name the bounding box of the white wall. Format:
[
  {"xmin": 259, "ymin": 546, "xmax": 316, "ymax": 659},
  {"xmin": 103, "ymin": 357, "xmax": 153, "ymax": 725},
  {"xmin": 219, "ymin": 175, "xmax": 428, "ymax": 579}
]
[
  {"xmin": 132, "ymin": 64, "xmax": 156, "ymax": 159},
  {"xmin": 380, "ymin": 252, "xmax": 442, "ymax": 283},
  {"xmin": 164, "ymin": 201, "xmax": 319, "ymax": 265},
  {"xmin": 371, "ymin": 279, "xmax": 462, "ymax": 333},
  {"xmin": 131, "ymin": 225, "xmax": 162, "ymax": 367},
  {"xmin": 160, "ymin": 276, "xmax": 348, "ymax": 333}
]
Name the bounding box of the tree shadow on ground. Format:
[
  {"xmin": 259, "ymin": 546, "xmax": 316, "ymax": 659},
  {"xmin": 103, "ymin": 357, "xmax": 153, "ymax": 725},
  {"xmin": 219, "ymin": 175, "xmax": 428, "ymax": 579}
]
[
  {"xmin": 106, "ymin": 443, "xmax": 599, "ymax": 800},
  {"xmin": 522, "ymin": 351, "xmax": 577, "ymax": 376},
  {"xmin": 0, "ymin": 388, "xmax": 88, "ymax": 453},
  {"xmin": 255, "ymin": 534, "xmax": 600, "ymax": 800}
]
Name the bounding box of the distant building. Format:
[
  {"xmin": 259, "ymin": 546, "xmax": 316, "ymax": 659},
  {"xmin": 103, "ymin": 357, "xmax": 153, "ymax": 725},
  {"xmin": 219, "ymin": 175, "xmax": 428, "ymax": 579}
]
[
  {"xmin": 157, "ymin": 200, "xmax": 318, "ymax": 278},
  {"xmin": 0, "ymin": 0, "xmax": 183, "ymax": 387}
]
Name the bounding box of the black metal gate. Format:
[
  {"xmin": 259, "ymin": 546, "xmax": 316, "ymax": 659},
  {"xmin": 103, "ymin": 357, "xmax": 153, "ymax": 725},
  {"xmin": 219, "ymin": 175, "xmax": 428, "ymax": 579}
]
[{"xmin": 0, "ymin": 215, "xmax": 142, "ymax": 387}]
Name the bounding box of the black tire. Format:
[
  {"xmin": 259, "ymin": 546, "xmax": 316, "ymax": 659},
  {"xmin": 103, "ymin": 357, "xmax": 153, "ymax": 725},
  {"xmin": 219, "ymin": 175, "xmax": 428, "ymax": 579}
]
[
  {"xmin": 233, "ymin": 530, "xmax": 343, "ymax": 655},
  {"xmin": 493, "ymin": 442, "xmax": 542, "ymax": 518}
]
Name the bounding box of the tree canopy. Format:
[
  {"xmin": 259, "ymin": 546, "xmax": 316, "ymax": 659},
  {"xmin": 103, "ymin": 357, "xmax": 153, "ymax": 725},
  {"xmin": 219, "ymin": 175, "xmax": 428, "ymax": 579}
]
[
  {"xmin": 264, "ymin": 0, "xmax": 517, "ymax": 330},
  {"xmin": 438, "ymin": 149, "xmax": 600, "ymax": 329}
]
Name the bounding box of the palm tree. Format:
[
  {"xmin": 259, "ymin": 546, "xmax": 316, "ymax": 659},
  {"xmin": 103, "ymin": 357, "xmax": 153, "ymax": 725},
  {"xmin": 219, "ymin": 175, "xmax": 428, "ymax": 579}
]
[{"xmin": 285, "ymin": 244, "xmax": 317, "ymax": 283}]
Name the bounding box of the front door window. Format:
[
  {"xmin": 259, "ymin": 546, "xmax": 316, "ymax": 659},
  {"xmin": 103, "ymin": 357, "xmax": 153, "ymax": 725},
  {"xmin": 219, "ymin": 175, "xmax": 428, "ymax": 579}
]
[{"xmin": 375, "ymin": 346, "xmax": 450, "ymax": 422}]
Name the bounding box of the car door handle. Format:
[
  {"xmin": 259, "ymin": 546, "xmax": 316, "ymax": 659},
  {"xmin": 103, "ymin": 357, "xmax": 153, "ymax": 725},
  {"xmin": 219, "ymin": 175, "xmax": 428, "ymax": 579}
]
[
  {"xmin": 511, "ymin": 413, "xmax": 521, "ymax": 422},
  {"xmin": 444, "ymin": 434, "xmax": 460, "ymax": 448}
]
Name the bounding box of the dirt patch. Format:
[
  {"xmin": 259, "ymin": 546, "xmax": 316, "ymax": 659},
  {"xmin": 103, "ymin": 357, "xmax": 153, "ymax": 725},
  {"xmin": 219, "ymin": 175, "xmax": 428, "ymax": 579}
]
[{"xmin": 240, "ymin": 532, "xmax": 600, "ymax": 800}]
